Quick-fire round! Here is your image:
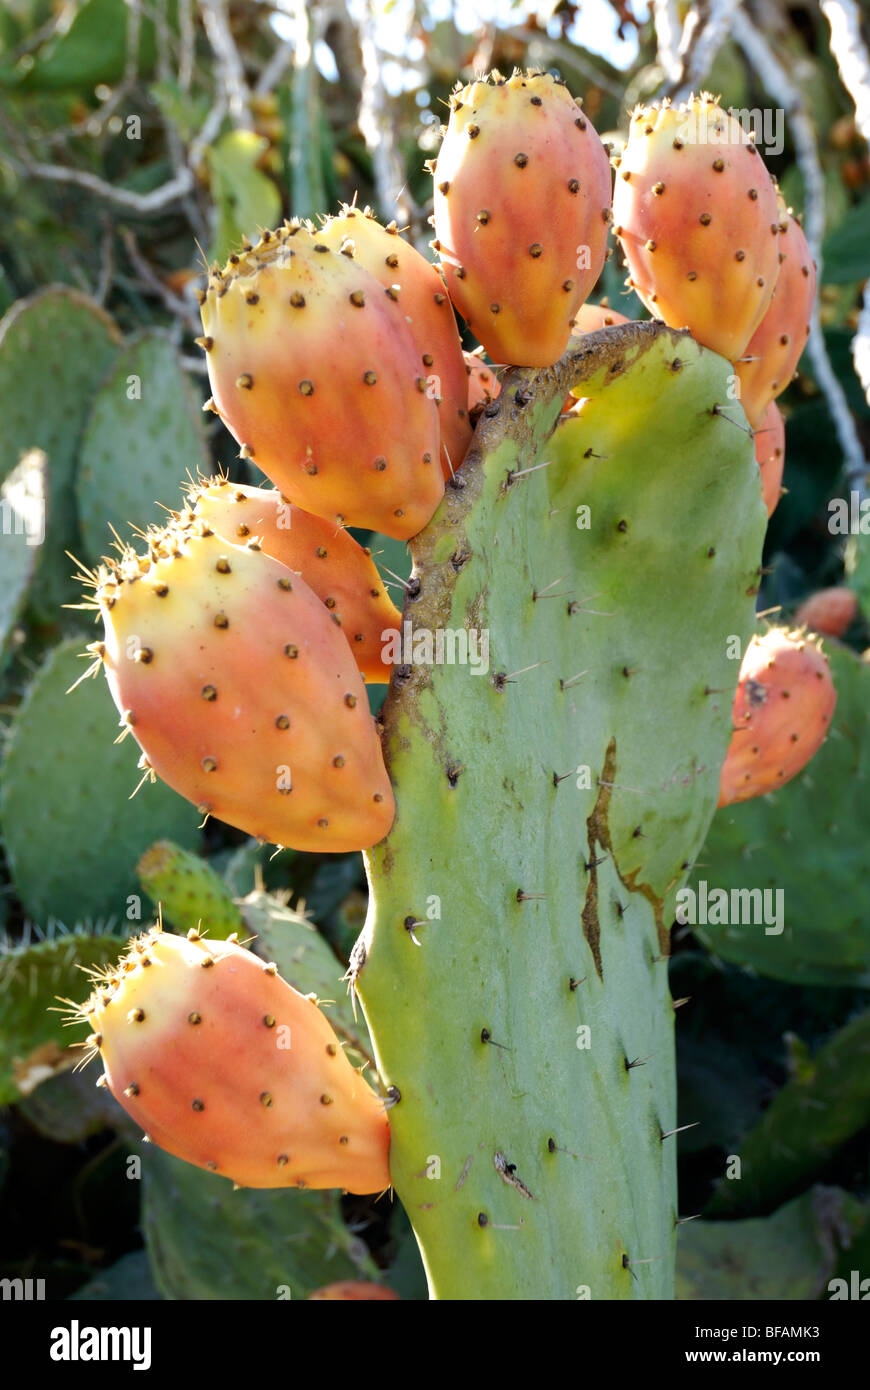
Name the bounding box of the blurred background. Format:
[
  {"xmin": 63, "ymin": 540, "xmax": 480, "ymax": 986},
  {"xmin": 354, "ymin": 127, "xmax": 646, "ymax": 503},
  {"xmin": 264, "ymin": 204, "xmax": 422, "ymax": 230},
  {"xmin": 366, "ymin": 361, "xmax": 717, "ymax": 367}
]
[{"xmin": 0, "ymin": 0, "xmax": 869, "ymax": 1301}]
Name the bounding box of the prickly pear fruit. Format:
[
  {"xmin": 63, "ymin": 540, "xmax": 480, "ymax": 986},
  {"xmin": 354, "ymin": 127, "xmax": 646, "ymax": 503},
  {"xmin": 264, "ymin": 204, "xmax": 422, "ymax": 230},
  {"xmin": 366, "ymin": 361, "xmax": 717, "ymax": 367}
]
[
  {"xmin": 754, "ymin": 401, "xmax": 785, "ymax": 517},
  {"xmin": 79, "ymin": 515, "xmax": 395, "ymax": 852},
  {"xmin": 308, "ymin": 1281, "xmax": 400, "ymax": 1300},
  {"xmin": 718, "ymin": 627, "xmax": 837, "ymax": 807},
  {"xmin": 735, "ymin": 208, "xmax": 817, "ymax": 426},
  {"xmin": 464, "ymin": 351, "xmax": 500, "ymax": 410},
  {"xmin": 794, "ymin": 587, "xmax": 858, "ymax": 638},
  {"xmin": 571, "ymin": 303, "xmax": 630, "ymax": 334},
  {"xmin": 431, "ymin": 69, "xmax": 612, "ymax": 366},
  {"xmin": 184, "ymin": 479, "xmax": 401, "ymax": 683},
  {"xmin": 612, "ymin": 94, "xmax": 780, "ymax": 359},
  {"xmin": 74, "ymin": 926, "xmax": 391, "ymax": 1193},
  {"xmin": 199, "ymin": 222, "xmax": 443, "ymax": 539},
  {"xmin": 317, "ymin": 205, "xmax": 472, "ymax": 480},
  {"xmin": 137, "ymin": 839, "xmax": 244, "ymax": 940}
]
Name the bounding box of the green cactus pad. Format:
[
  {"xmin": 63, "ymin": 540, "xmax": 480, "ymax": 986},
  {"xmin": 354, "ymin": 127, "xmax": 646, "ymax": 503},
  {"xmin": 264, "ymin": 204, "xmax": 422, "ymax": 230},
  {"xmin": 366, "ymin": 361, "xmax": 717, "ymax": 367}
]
[
  {"xmin": 0, "ymin": 287, "xmax": 121, "ymax": 617},
  {"xmin": 240, "ymin": 889, "xmax": 373, "ymax": 1067},
  {"xmin": 0, "ymin": 930, "xmax": 122, "ymax": 1104},
  {"xmin": 137, "ymin": 840, "xmax": 243, "ymax": 940},
  {"xmin": 355, "ymin": 323, "xmax": 766, "ymax": 1299},
  {"xmin": 0, "ymin": 449, "xmax": 45, "ymax": 665},
  {"xmin": 705, "ymin": 1007, "xmax": 870, "ymax": 1218},
  {"xmin": 0, "ymin": 638, "xmax": 200, "ymax": 924},
  {"xmin": 141, "ymin": 1145, "xmax": 377, "ymax": 1300},
  {"xmin": 71, "ymin": 1251, "xmax": 163, "ymax": 1302},
  {"xmin": 677, "ymin": 1187, "xmax": 868, "ymax": 1300},
  {"xmin": 694, "ymin": 641, "xmax": 870, "ymax": 986},
  {"xmin": 76, "ymin": 332, "xmax": 209, "ymax": 562}
]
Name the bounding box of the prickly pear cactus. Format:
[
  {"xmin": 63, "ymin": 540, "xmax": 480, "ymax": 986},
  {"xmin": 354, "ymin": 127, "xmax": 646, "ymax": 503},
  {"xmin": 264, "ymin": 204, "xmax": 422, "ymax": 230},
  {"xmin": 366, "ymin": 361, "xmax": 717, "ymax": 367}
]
[{"xmin": 354, "ymin": 321, "xmax": 766, "ymax": 1299}]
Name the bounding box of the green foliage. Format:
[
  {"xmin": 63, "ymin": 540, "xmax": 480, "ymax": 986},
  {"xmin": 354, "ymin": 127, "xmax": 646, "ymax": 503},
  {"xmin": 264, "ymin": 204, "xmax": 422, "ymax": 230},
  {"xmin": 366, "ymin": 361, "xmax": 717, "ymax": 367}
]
[
  {"xmin": 705, "ymin": 1009, "xmax": 870, "ymax": 1218},
  {"xmin": 821, "ymin": 194, "xmax": 870, "ymax": 285},
  {"xmin": 8, "ymin": 0, "xmax": 156, "ymax": 91},
  {"xmin": 0, "ymin": 930, "xmax": 121, "ymax": 1104},
  {"xmin": 0, "ymin": 287, "xmax": 120, "ymax": 617},
  {"xmin": 677, "ymin": 1187, "xmax": 868, "ymax": 1300},
  {"xmin": 76, "ymin": 332, "xmax": 209, "ymax": 561},
  {"xmin": 141, "ymin": 1144, "xmax": 377, "ymax": 1300},
  {"xmin": 0, "ymin": 638, "xmax": 200, "ymax": 923},
  {"xmin": 71, "ymin": 1251, "xmax": 163, "ymax": 1301},
  {"xmin": 206, "ymin": 131, "xmax": 283, "ymax": 266},
  {"xmin": 0, "ymin": 450, "xmax": 45, "ymax": 665},
  {"xmin": 694, "ymin": 642, "xmax": 870, "ymax": 986}
]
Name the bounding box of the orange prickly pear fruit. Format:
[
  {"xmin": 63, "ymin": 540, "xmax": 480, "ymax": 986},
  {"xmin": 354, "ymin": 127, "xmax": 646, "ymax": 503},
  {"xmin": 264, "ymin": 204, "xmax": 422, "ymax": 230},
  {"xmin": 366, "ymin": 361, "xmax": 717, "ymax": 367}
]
[
  {"xmin": 77, "ymin": 514, "xmax": 395, "ymax": 852},
  {"xmin": 735, "ymin": 205, "xmax": 817, "ymax": 427},
  {"xmin": 754, "ymin": 401, "xmax": 786, "ymax": 518},
  {"xmin": 308, "ymin": 1281, "xmax": 400, "ymax": 1300},
  {"xmin": 184, "ymin": 479, "xmax": 402, "ymax": 683},
  {"xmin": 464, "ymin": 351, "xmax": 501, "ymax": 411},
  {"xmin": 793, "ymin": 587, "xmax": 858, "ymax": 639},
  {"xmin": 431, "ymin": 69, "xmax": 612, "ymax": 366},
  {"xmin": 718, "ymin": 628, "xmax": 837, "ymax": 807},
  {"xmin": 570, "ymin": 303, "xmax": 630, "ymax": 335},
  {"xmin": 199, "ymin": 222, "xmax": 443, "ymax": 539},
  {"xmin": 73, "ymin": 927, "xmax": 391, "ymax": 1194},
  {"xmin": 612, "ymin": 93, "xmax": 781, "ymax": 360},
  {"xmin": 318, "ymin": 205, "xmax": 473, "ymax": 480}
]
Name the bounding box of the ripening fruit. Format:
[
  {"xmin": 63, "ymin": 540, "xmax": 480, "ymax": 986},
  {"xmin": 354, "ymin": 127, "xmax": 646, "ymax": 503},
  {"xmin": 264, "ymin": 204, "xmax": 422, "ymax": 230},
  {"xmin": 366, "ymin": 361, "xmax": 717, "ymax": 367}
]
[
  {"xmin": 317, "ymin": 205, "xmax": 472, "ymax": 479},
  {"xmin": 464, "ymin": 351, "xmax": 501, "ymax": 411},
  {"xmin": 718, "ymin": 627, "xmax": 837, "ymax": 806},
  {"xmin": 73, "ymin": 926, "xmax": 391, "ymax": 1193},
  {"xmin": 612, "ymin": 93, "xmax": 781, "ymax": 359},
  {"xmin": 308, "ymin": 1282, "xmax": 400, "ymax": 1300},
  {"xmin": 199, "ymin": 221, "xmax": 443, "ymax": 539},
  {"xmin": 735, "ymin": 206, "xmax": 816, "ymax": 427},
  {"xmin": 571, "ymin": 303, "xmax": 630, "ymax": 334},
  {"xmin": 431, "ymin": 68, "xmax": 612, "ymax": 366},
  {"xmin": 754, "ymin": 401, "xmax": 786, "ymax": 517},
  {"xmin": 77, "ymin": 514, "xmax": 395, "ymax": 852},
  {"xmin": 793, "ymin": 587, "xmax": 858, "ymax": 639},
  {"xmin": 184, "ymin": 479, "xmax": 402, "ymax": 683}
]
